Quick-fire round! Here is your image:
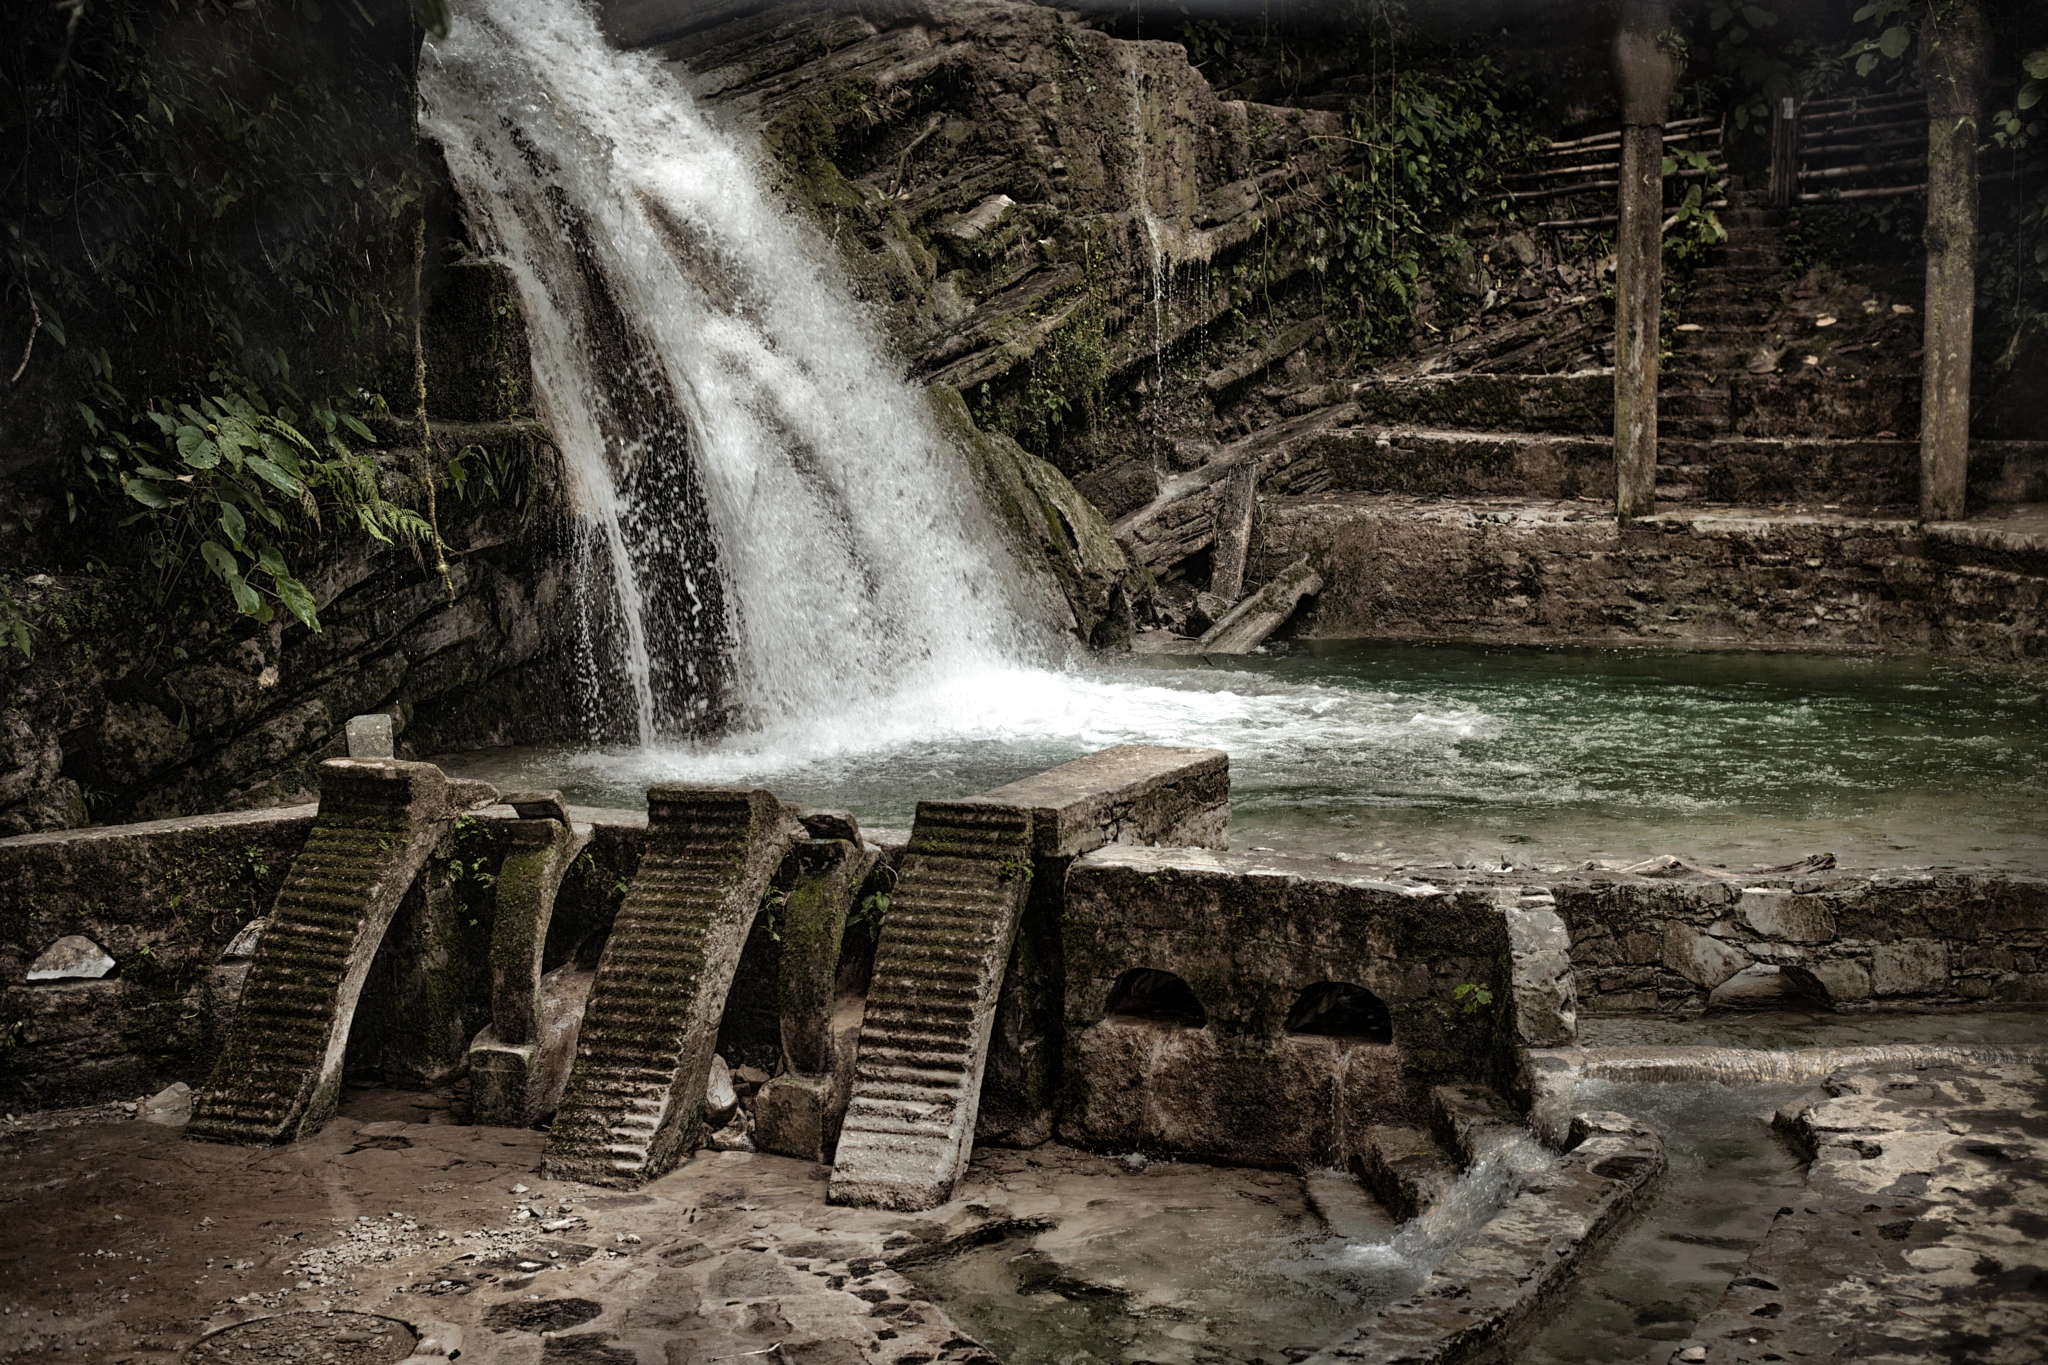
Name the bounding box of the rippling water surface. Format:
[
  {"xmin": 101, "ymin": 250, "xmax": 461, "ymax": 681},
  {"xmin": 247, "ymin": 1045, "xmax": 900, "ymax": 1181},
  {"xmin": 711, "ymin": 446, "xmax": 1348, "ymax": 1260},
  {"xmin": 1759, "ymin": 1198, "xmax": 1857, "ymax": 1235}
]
[{"xmin": 439, "ymin": 643, "xmax": 2048, "ymax": 869}]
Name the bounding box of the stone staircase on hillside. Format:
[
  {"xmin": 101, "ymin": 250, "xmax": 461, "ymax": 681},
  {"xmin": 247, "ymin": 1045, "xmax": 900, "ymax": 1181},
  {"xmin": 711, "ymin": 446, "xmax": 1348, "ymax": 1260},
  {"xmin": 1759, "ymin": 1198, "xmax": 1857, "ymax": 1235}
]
[{"xmin": 1661, "ymin": 189, "xmax": 1786, "ymax": 449}]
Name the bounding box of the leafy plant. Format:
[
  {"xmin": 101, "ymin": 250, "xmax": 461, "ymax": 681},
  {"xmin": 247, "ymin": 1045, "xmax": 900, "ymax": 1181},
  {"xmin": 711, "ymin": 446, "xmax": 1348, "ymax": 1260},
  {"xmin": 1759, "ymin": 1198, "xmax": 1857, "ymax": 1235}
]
[
  {"xmin": 1847, "ymin": 0, "xmax": 1917, "ymax": 79},
  {"xmin": 850, "ymin": 891, "xmax": 891, "ymax": 939},
  {"xmin": 1453, "ymin": 982, "xmax": 1495, "ymax": 1015},
  {"xmin": 1663, "ymin": 147, "xmax": 1731, "ymax": 263},
  {"xmin": 77, "ymin": 356, "xmax": 437, "ymax": 632},
  {"xmin": 758, "ymin": 886, "xmax": 788, "ymax": 943},
  {"xmin": 1303, "ymin": 59, "xmax": 1534, "ymax": 354},
  {"xmin": 996, "ymin": 856, "xmax": 1035, "ymax": 884}
]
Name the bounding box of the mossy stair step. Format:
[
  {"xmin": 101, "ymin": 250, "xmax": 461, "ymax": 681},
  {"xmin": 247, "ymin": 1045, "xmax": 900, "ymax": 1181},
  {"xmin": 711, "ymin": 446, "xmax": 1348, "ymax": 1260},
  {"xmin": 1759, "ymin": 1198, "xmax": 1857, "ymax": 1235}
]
[
  {"xmin": 828, "ymin": 800, "xmax": 1036, "ymax": 1211},
  {"xmin": 540, "ymin": 786, "xmax": 797, "ymax": 1188},
  {"xmin": 187, "ymin": 760, "xmax": 455, "ymax": 1146}
]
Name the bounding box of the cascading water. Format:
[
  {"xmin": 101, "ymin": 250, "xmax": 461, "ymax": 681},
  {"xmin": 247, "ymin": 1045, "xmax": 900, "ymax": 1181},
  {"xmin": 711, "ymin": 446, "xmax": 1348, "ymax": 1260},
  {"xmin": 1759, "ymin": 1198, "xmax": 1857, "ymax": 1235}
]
[
  {"xmin": 1122, "ymin": 50, "xmax": 1171, "ymax": 415},
  {"xmin": 420, "ymin": 0, "xmax": 1039, "ymax": 745}
]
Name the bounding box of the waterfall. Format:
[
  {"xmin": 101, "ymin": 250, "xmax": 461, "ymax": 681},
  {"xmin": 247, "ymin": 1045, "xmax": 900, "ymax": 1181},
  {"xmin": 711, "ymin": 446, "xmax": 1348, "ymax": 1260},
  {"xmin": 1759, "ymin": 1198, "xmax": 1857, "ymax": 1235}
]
[
  {"xmin": 420, "ymin": 0, "xmax": 1038, "ymax": 746},
  {"xmin": 1122, "ymin": 49, "xmax": 1170, "ymax": 405}
]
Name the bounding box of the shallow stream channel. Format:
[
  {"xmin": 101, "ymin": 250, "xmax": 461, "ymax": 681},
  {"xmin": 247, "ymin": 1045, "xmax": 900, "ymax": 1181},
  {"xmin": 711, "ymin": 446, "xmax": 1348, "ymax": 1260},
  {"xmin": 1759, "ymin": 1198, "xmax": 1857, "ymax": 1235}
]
[{"xmin": 889, "ymin": 1079, "xmax": 1814, "ymax": 1365}]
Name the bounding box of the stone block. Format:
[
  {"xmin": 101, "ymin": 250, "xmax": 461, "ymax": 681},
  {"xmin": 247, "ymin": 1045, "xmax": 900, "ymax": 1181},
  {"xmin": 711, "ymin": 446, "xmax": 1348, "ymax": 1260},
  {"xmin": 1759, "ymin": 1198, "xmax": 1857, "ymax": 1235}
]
[
  {"xmin": 1199, "ymin": 557, "xmax": 1323, "ymax": 654},
  {"xmin": 1807, "ymin": 957, "xmax": 1871, "ymax": 1003},
  {"xmin": 1354, "ymin": 1125, "xmax": 1453, "ymax": 1223},
  {"xmin": 343, "ymin": 714, "xmax": 395, "ymax": 759},
  {"xmin": 1662, "ymin": 922, "xmax": 1751, "ymax": 990},
  {"xmin": 1503, "ymin": 904, "xmax": 1577, "ymax": 1046},
  {"xmin": 1872, "ymin": 940, "xmax": 1950, "ymax": 997},
  {"xmin": 975, "ymin": 744, "xmax": 1230, "ymax": 859},
  {"xmin": 1739, "ymin": 887, "xmax": 1836, "ymax": 943},
  {"xmin": 776, "ymin": 840, "xmax": 876, "ymax": 1075},
  {"xmin": 755, "ymin": 1073, "xmax": 834, "ymax": 1163}
]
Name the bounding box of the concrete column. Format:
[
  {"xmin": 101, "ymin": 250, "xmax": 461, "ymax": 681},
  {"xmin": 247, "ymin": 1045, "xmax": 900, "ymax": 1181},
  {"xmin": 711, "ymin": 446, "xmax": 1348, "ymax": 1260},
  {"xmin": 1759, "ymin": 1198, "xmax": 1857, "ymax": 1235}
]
[
  {"xmin": 1611, "ymin": 0, "xmax": 1680, "ymax": 520},
  {"xmin": 1918, "ymin": 0, "xmax": 1991, "ymax": 523}
]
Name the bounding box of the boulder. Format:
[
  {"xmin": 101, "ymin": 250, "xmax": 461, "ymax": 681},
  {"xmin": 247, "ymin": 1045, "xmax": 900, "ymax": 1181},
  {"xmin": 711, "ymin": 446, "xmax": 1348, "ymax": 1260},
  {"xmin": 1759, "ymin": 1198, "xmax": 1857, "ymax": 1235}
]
[{"xmin": 1739, "ymin": 887, "xmax": 1836, "ymax": 943}]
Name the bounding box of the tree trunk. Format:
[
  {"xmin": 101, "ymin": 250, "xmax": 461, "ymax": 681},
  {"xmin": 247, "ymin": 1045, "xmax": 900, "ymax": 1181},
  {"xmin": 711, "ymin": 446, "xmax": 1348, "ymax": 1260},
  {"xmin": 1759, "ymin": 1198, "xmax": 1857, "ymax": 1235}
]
[
  {"xmin": 1918, "ymin": 0, "xmax": 1991, "ymax": 523},
  {"xmin": 1611, "ymin": 0, "xmax": 1679, "ymax": 520}
]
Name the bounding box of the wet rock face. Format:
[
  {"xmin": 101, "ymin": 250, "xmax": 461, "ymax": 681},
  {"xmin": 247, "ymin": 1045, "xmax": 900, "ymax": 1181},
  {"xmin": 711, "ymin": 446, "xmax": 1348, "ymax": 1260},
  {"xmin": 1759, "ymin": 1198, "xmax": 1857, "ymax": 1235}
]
[{"xmin": 653, "ymin": 0, "xmax": 1344, "ymax": 488}]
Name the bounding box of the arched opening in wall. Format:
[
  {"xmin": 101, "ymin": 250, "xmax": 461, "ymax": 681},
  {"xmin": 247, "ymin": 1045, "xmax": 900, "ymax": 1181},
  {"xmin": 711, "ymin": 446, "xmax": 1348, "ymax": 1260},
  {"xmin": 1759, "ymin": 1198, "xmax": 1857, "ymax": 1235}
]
[
  {"xmin": 1285, "ymin": 982, "xmax": 1393, "ymax": 1044},
  {"xmin": 1105, "ymin": 968, "xmax": 1208, "ymax": 1027}
]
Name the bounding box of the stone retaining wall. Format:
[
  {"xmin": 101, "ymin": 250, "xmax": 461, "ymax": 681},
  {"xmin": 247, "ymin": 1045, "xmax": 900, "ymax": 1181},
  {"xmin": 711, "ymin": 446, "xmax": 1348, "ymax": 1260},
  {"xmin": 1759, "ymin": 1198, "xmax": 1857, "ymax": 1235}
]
[
  {"xmin": 1259, "ymin": 496, "xmax": 2048, "ymax": 669},
  {"xmin": 1552, "ymin": 871, "xmax": 2048, "ymax": 1014}
]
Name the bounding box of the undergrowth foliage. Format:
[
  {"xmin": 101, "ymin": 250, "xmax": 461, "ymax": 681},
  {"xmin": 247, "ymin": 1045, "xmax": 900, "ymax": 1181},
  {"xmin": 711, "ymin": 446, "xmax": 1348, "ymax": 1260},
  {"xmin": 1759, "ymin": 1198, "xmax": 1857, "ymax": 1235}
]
[
  {"xmin": 78, "ymin": 357, "xmax": 435, "ymax": 633},
  {"xmin": 1302, "ymin": 60, "xmax": 1532, "ymax": 354},
  {"xmin": 3, "ymin": 0, "xmax": 456, "ymax": 640}
]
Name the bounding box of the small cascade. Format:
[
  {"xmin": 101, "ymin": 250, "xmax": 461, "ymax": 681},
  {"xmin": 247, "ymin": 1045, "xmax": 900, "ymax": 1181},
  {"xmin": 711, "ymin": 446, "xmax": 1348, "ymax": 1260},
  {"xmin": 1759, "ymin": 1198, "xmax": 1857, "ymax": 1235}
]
[
  {"xmin": 1122, "ymin": 50, "xmax": 1171, "ymax": 425},
  {"xmin": 421, "ymin": 0, "xmax": 1038, "ymax": 745}
]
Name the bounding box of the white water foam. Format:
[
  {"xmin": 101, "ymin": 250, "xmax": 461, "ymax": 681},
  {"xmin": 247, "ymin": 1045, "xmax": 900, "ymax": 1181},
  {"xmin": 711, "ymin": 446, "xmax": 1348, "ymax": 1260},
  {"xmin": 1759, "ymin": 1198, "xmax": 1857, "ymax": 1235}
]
[{"xmin": 421, "ymin": 0, "xmax": 1041, "ymax": 743}]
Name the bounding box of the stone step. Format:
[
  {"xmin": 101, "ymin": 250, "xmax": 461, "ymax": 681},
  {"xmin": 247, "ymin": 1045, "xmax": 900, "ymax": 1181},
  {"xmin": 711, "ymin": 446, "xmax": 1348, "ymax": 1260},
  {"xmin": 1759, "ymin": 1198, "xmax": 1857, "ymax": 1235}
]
[
  {"xmin": 188, "ymin": 761, "xmax": 459, "ymax": 1146},
  {"xmin": 828, "ymin": 799, "xmax": 1036, "ymax": 1212},
  {"xmin": 541, "ymin": 787, "xmax": 799, "ymax": 1188},
  {"xmin": 1312, "ymin": 425, "xmax": 1612, "ymax": 501}
]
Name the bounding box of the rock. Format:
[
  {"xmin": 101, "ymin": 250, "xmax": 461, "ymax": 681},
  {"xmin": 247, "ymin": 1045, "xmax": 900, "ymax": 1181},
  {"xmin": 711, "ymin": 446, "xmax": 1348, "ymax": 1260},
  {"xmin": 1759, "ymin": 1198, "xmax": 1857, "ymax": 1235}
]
[
  {"xmin": 797, "ymin": 809, "xmax": 863, "ymax": 845},
  {"xmin": 1662, "ymin": 922, "xmax": 1751, "ymax": 990},
  {"xmin": 222, "ymin": 918, "xmax": 267, "ymax": 961},
  {"xmin": 1872, "ymin": 939, "xmax": 1950, "ymax": 996},
  {"xmin": 707, "ymin": 1111, "xmax": 755, "ymax": 1152},
  {"xmin": 1739, "ymin": 886, "xmax": 1836, "ymax": 942},
  {"xmin": 1186, "ymin": 590, "xmax": 1234, "ymax": 637},
  {"xmin": 705, "ymin": 1055, "xmax": 739, "ymax": 1127},
  {"xmin": 943, "ymin": 193, "xmax": 1014, "ymax": 242},
  {"xmin": 1198, "ymin": 558, "xmax": 1323, "ymax": 654},
  {"xmin": 344, "ymin": 713, "xmax": 396, "ymax": 759},
  {"xmin": 733, "ymin": 1064, "xmax": 770, "ymax": 1093},
  {"xmin": 505, "ymin": 789, "xmax": 572, "ymax": 823},
  {"xmin": 1806, "ymin": 956, "xmax": 1871, "ymax": 1003},
  {"xmin": 27, "ymin": 934, "xmax": 115, "ymax": 982},
  {"xmin": 140, "ymin": 1081, "xmax": 193, "ymax": 1126},
  {"xmin": 1501, "ymin": 231, "xmax": 1539, "ymax": 266}
]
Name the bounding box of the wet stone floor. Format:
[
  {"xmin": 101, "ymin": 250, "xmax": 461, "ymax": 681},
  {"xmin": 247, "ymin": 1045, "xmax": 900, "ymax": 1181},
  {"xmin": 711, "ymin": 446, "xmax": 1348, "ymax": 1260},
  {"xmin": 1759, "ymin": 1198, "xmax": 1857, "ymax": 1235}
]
[{"xmin": 0, "ymin": 1089, "xmax": 1397, "ymax": 1365}]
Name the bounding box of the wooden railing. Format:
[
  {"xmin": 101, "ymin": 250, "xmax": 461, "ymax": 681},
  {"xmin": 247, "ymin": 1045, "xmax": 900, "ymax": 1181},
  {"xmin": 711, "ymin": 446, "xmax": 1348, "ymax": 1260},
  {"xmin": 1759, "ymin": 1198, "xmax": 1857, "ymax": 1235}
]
[{"xmin": 1510, "ymin": 116, "xmax": 1727, "ymax": 233}]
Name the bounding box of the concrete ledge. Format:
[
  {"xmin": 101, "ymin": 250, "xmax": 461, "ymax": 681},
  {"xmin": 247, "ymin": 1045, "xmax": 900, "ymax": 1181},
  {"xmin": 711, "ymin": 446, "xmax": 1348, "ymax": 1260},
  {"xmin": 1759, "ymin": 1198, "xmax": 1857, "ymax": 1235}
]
[{"xmin": 974, "ymin": 743, "xmax": 1229, "ymax": 858}]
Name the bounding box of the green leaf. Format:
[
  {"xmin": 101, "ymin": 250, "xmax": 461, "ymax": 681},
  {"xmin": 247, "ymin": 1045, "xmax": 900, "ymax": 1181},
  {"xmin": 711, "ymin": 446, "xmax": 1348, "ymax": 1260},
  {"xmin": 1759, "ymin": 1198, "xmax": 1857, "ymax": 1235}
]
[
  {"xmin": 2023, "ymin": 50, "xmax": 2048, "ymax": 80},
  {"xmin": 244, "ymin": 455, "xmax": 301, "ymax": 495},
  {"xmin": 1853, "ymin": 1, "xmax": 1879, "ymax": 19},
  {"xmin": 1878, "ymin": 25, "xmax": 1909, "ymax": 59},
  {"xmin": 199, "ymin": 540, "xmax": 240, "ymax": 582},
  {"xmin": 1741, "ymin": 5, "xmax": 1774, "ymax": 28},
  {"xmin": 255, "ymin": 544, "xmax": 289, "ymax": 578},
  {"xmin": 1857, "ymin": 52, "xmax": 1880, "ymax": 77},
  {"xmin": 220, "ymin": 501, "xmax": 248, "ymax": 549},
  {"xmin": 177, "ymin": 428, "xmax": 221, "ymax": 469},
  {"xmin": 274, "ymin": 574, "xmax": 320, "ymax": 631},
  {"xmin": 2020, "ymin": 83, "xmax": 2041, "ymax": 112},
  {"xmin": 121, "ymin": 476, "xmax": 171, "ymax": 509},
  {"xmin": 228, "ymin": 574, "xmax": 264, "ymax": 618}
]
